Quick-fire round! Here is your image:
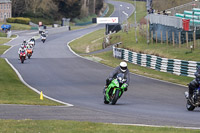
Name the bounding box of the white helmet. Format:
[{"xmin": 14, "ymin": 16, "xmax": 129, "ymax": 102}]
[
  {"xmin": 23, "ymin": 39, "xmax": 26, "ymax": 43},
  {"xmin": 21, "ymin": 44, "xmax": 24, "ymax": 48},
  {"xmin": 120, "ymin": 62, "xmax": 127, "ymax": 72}
]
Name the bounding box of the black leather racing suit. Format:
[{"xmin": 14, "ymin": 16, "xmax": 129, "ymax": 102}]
[{"xmin": 188, "ymin": 67, "xmax": 200, "ymax": 97}]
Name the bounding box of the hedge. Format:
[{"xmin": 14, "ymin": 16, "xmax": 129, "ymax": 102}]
[{"xmin": 6, "ymin": 17, "xmax": 31, "ymax": 25}]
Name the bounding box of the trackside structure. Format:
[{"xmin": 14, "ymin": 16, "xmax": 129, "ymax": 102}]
[{"xmin": 149, "ymin": 1, "xmax": 200, "ymax": 44}]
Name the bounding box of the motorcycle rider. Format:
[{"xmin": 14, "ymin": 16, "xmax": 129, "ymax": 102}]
[
  {"xmin": 41, "ymin": 32, "xmax": 46, "ymax": 37},
  {"xmin": 188, "ymin": 66, "xmax": 200, "ymax": 100},
  {"xmin": 22, "ymin": 39, "xmax": 27, "ymax": 48},
  {"xmin": 30, "ymin": 37, "xmax": 35, "ymax": 43},
  {"xmin": 27, "ymin": 43, "xmax": 33, "ymax": 52},
  {"xmin": 18, "ymin": 44, "xmax": 26, "ymax": 60},
  {"xmin": 104, "ymin": 61, "xmax": 130, "ymax": 92}
]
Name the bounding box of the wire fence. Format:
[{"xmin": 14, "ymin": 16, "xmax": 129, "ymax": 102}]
[{"xmin": 147, "ymin": 29, "xmax": 200, "ymax": 49}]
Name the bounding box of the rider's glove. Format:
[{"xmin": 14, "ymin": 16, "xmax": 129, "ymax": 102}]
[
  {"xmin": 124, "ymin": 87, "xmax": 128, "ymax": 91},
  {"xmin": 122, "ymin": 83, "xmax": 128, "ymax": 91},
  {"xmin": 106, "ymin": 78, "xmax": 113, "ymax": 86}
]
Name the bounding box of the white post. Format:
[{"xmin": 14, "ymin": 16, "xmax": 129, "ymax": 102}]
[
  {"xmin": 120, "ymin": 5, "xmax": 122, "ymax": 24},
  {"xmin": 134, "ymin": 0, "xmax": 138, "ymax": 43},
  {"xmin": 146, "ymin": 0, "xmax": 149, "ymax": 44}
]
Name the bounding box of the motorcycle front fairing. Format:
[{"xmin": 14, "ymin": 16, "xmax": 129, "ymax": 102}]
[{"xmin": 106, "ymin": 79, "xmax": 125, "ymax": 101}]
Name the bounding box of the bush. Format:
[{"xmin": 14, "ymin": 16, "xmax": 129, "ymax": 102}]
[
  {"xmin": 73, "ymin": 14, "xmax": 96, "ymax": 24},
  {"xmin": 30, "ymin": 17, "xmax": 54, "ymax": 25},
  {"xmin": 6, "ymin": 17, "xmax": 31, "ymax": 25}
]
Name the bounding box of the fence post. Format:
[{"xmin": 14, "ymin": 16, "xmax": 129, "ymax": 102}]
[
  {"xmin": 166, "ymin": 31, "xmax": 168, "ymax": 45},
  {"xmin": 172, "ymin": 32, "xmax": 175, "ymax": 47},
  {"xmin": 193, "ymin": 32, "xmax": 196, "ymax": 48},
  {"xmin": 186, "ymin": 32, "xmax": 188, "ymax": 48},
  {"xmin": 161, "ymin": 31, "xmax": 162, "ymax": 44},
  {"xmin": 156, "ymin": 31, "xmax": 157, "ymax": 44},
  {"xmin": 179, "ymin": 32, "xmax": 181, "ymax": 48},
  {"xmin": 151, "ymin": 31, "xmax": 153, "ymax": 44}
]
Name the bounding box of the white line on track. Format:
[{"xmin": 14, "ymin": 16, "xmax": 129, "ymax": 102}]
[
  {"xmin": 112, "ymin": 123, "xmax": 200, "ymax": 130},
  {"xmin": 3, "ymin": 34, "xmax": 19, "ymax": 46},
  {"xmin": 3, "ymin": 45, "xmax": 14, "ymax": 55},
  {"xmin": 5, "ymin": 58, "xmax": 73, "ymax": 107}
]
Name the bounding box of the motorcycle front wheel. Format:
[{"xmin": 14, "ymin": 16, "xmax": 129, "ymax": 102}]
[
  {"xmin": 111, "ymin": 89, "xmax": 120, "ymax": 105},
  {"xmin": 21, "ymin": 56, "xmax": 24, "ymax": 63},
  {"xmin": 28, "ymin": 54, "xmax": 31, "ymax": 59},
  {"xmin": 186, "ymin": 100, "xmax": 195, "ymax": 111},
  {"xmin": 104, "ymin": 95, "xmax": 109, "ymax": 104}
]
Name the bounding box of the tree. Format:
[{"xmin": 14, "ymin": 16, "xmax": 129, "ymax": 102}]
[{"xmin": 12, "ymin": 0, "xmax": 104, "ymax": 21}]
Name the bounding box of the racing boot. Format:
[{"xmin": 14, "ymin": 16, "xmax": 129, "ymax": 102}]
[{"xmin": 103, "ymin": 86, "xmax": 107, "ymax": 95}]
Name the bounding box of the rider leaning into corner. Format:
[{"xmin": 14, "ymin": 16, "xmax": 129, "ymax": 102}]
[
  {"xmin": 30, "ymin": 37, "xmax": 35, "ymax": 43},
  {"xmin": 22, "ymin": 39, "xmax": 27, "ymax": 47},
  {"xmin": 18, "ymin": 44, "xmax": 26, "ymax": 60},
  {"xmin": 188, "ymin": 66, "xmax": 200, "ymax": 100},
  {"xmin": 104, "ymin": 61, "xmax": 130, "ymax": 92}
]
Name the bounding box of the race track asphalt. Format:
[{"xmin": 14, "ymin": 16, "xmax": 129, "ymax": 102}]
[{"xmin": 1, "ymin": 0, "xmax": 200, "ymax": 129}]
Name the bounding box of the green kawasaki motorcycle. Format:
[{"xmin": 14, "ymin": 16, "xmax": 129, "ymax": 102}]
[{"xmin": 104, "ymin": 73, "xmax": 128, "ymax": 105}]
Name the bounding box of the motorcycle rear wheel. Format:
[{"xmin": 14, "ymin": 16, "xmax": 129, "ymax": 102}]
[
  {"xmin": 111, "ymin": 89, "xmax": 120, "ymax": 105},
  {"xmin": 186, "ymin": 100, "xmax": 195, "ymax": 111}
]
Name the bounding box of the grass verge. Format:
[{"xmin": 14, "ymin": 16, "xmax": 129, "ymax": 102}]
[
  {"xmin": 0, "ymin": 45, "xmax": 10, "ymax": 55},
  {"xmin": 69, "ymin": 29, "xmax": 105, "ymax": 54},
  {"xmin": 0, "ymin": 38, "xmax": 11, "ymax": 45},
  {"xmin": 0, "ymin": 32, "xmax": 7, "ymax": 37},
  {"xmin": 0, "ymin": 120, "xmax": 199, "ymax": 133},
  {"xmin": 0, "ymin": 45, "xmax": 62, "ymax": 106}
]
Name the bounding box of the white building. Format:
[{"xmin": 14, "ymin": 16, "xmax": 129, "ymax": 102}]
[{"xmin": 0, "ymin": 0, "xmax": 12, "ymax": 22}]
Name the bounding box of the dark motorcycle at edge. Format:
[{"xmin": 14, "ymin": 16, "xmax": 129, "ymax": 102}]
[{"xmin": 185, "ymin": 82, "xmax": 200, "ymax": 111}]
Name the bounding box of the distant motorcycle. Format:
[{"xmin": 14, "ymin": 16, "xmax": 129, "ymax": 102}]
[
  {"xmin": 26, "ymin": 48, "xmax": 33, "ymax": 59},
  {"xmin": 29, "ymin": 40, "xmax": 35, "ymax": 47},
  {"xmin": 104, "ymin": 73, "xmax": 127, "ymax": 105},
  {"xmin": 185, "ymin": 82, "xmax": 200, "ymax": 111},
  {"xmin": 20, "ymin": 51, "xmax": 26, "ymax": 63}
]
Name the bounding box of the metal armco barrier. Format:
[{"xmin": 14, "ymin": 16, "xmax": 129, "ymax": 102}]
[{"xmin": 113, "ymin": 46, "xmax": 200, "ymax": 78}]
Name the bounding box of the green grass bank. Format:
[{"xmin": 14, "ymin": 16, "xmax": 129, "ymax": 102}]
[{"xmin": 0, "ymin": 120, "xmax": 199, "ymax": 133}]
